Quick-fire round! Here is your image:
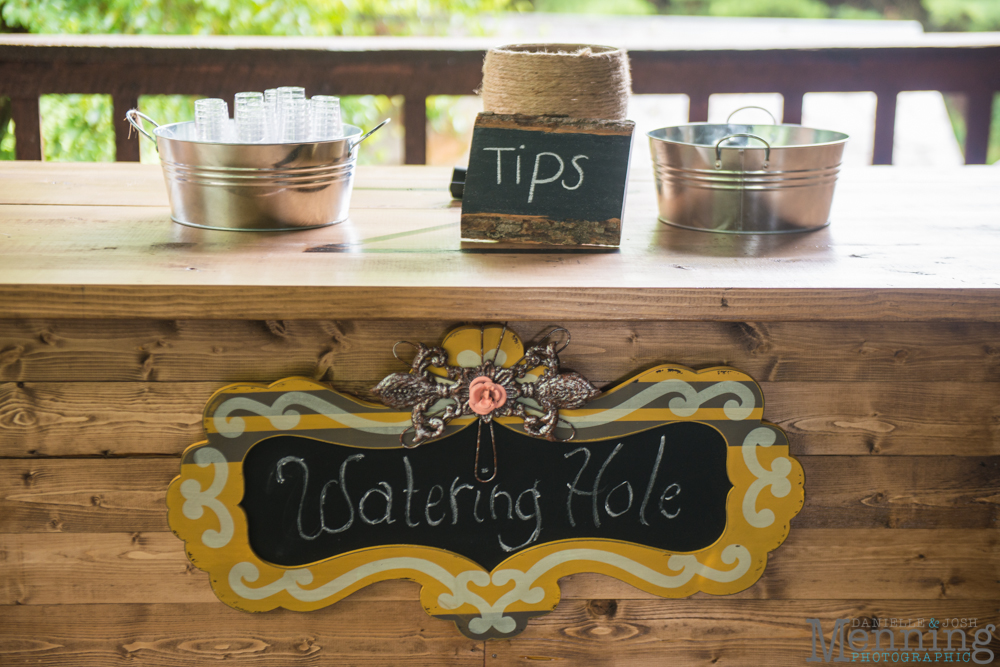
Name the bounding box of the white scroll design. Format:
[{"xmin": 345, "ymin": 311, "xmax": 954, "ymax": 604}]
[
  {"xmin": 741, "ymin": 427, "xmax": 793, "ymax": 528},
  {"xmin": 228, "ymin": 545, "xmax": 751, "ymax": 635},
  {"xmin": 471, "ymin": 545, "xmax": 751, "ymax": 634},
  {"xmin": 214, "ymin": 392, "xmax": 411, "ymax": 438},
  {"xmin": 562, "ymin": 380, "xmax": 756, "ymax": 429},
  {"xmin": 179, "ymin": 447, "xmax": 234, "ymax": 548}
]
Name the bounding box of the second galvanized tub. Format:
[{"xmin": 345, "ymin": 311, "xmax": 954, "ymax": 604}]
[{"xmin": 648, "ymin": 121, "xmax": 848, "ymax": 234}]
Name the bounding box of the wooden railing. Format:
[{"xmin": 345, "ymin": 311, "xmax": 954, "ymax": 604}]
[{"xmin": 0, "ymin": 33, "xmax": 998, "ymax": 164}]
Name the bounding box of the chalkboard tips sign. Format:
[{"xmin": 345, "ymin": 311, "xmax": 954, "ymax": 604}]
[{"xmin": 461, "ymin": 113, "xmax": 634, "ymax": 247}]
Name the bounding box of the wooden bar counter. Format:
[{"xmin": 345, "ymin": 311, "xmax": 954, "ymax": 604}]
[{"xmin": 0, "ymin": 161, "xmax": 998, "ymax": 665}]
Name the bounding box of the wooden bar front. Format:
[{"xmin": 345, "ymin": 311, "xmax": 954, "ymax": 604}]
[{"xmin": 0, "ymin": 162, "xmax": 997, "ymax": 665}]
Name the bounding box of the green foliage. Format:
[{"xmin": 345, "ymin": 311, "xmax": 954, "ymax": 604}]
[
  {"xmin": 664, "ymin": 0, "xmax": 880, "ymax": 19},
  {"xmin": 136, "ymin": 95, "xmax": 195, "ymax": 163},
  {"xmin": 703, "ymin": 0, "xmax": 829, "ymax": 18},
  {"xmin": 1, "ymin": 0, "xmax": 516, "ymax": 36},
  {"xmin": 943, "ymin": 93, "xmax": 1000, "ymax": 164},
  {"xmin": 992, "ymin": 101, "xmax": 1000, "ymax": 165},
  {"xmin": 924, "ymin": 0, "xmax": 1000, "ymax": 31},
  {"xmin": 39, "ymin": 94, "xmax": 115, "ymax": 161},
  {"xmin": 427, "ymin": 96, "xmax": 471, "ymax": 136},
  {"xmin": 829, "ymin": 6, "xmax": 882, "ymax": 20},
  {"xmin": 659, "ymin": 0, "xmax": 998, "ymax": 23},
  {"xmin": 339, "ymin": 96, "xmax": 404, "ymax": 165},
  {"xmin": 0, "ymin": 119, "xmax": 14, "ymax": 159},
  {"xmin": 535, "ymin": 0, "xmax": 656, "ymax": 14}
]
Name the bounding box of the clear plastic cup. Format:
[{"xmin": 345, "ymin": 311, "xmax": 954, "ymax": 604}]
[
  {"xmin": 310, "ymin": 95, "xmax": 343, "ymax": 140},
  {"xmin": 276, "ymin": 87, "xmax": 307, "ymax": 142},
  {"xmin": 194, "ymin": 98, "xmax": 228, "ymax": 142},
  {"xmin": 276, "ymin": 86, "xmax": 306, "ymax": 102},
  {"xmin": 264, "ymin": 89, "xmax": 279, "ymax": 141},
  {"xmin": 235, "ymin": 92, "xmax": 265, "ymax": 143},
  {"xmin": 281, "ymin": 94, "xmax": 309, "ymax": 142}
]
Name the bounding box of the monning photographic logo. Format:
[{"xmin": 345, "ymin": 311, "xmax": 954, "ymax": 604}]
[{"xmin": 805, "ymin": 618, "xmax": 996, "ymax": 664}]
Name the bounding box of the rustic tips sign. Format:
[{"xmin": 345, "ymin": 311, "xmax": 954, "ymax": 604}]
[
  {"xmin": 460, "ymin": 114, "xmax": 634, "ymax": 246},
  {"xmin": 168, "ymin": 324, "xmax": 804, "ymax": 639}
]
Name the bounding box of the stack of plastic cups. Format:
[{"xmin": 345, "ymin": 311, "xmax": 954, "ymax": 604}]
[
  {"xmin": 194, "ymin": 98, "xmax": 228, "ymax": 141},
  {"xmin": 235, "ymin": 92, "xmax": 265, "ymax": 143},
  {"xmin": 194, "ymin": 88, "xmax": 337, "ymax": 143},
  {"xmin": 278, "ymin": 87, "xmax": 308, "ymax": 142},
  {"xmin": 310, "ymin": 96, "xmax": 343, "ymax": 140},
  {"xmin": 264, "ymin": 89, "xmax": 279, "ymax": 141}
]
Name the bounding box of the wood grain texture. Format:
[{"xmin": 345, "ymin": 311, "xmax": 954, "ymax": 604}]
[
  {"xmin": 1, "ymin": 601, "xmax": 997, "ymax": 666},
  {"xmin": 1, "ymin": 457, "xmax": 996, "ymax": 534},
  {"xmin": 873, "ymin": 89, "xmax": 898, "ymax": 165},
  {"xmin": 461, "ymin": 212, "xmax": 623, "ymax": 246},
  {"xmin": 6, "ymin": 285, "xmax": 1000, "ymax": 322},
  {"xmin": 558, "ymin": 529, "xmax": 1000, "ymax": 601},
  {"xmin": 2, "ymin": 320, "xmax": 999, "ymax": 384},
  {"xmin": 0, "ymin": 458, "xmax": 172, "ymax": 533},
  {"xmin": 0, "ymin": 166, "xmax": 998, "ymax": 321},
  {"xmin": 1, "ymin": 530, "xmax": 996, "ymax": 606},
  {"xmin": 0, "ymin": 380, "xmax": 997, "ymax": 458},
  {"xmin": 0, "ymin": 602, "xmax": 483, "ymax": 666},
  {"xmin": 0, "ymin": 382, "xmax": 211, "ymax": 457},
  {"xmin": 487, "ymin": 599, "xmax": 1000, "ymax": 666}
]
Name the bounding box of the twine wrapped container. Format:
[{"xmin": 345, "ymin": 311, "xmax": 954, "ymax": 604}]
[
  {"xmin": 481, "ymin": 44, "xmax": 631, "ymax": 120},
  {"xmin": 461, "ymin": 44, "xmax": 635, "ymax": 247}
]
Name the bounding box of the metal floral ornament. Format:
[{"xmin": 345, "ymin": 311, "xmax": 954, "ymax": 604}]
[{"xmin": 372, "ymin": 324, "xmax": 600, "ymax": 480}]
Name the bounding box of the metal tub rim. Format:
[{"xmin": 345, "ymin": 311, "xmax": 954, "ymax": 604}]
[
  {"xmin": 647, "ymin": 120, "xmax": 849, "ymax": 234},
  {"xmin": 646, "ymin": 122, "xmax": 849, "ymax": 150}
]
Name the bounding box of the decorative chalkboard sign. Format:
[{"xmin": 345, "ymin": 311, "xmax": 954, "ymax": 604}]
[
  {"xmin": 168, "ymin": 324, "xmax": 804, "ymax": 639},
  {"xmin": 460, "ymin": 113, "xmax": 634, "ymax": 246}
]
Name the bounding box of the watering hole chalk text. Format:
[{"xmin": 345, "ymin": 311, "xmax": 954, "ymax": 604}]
[{"xmin": 241, "ymin": 421, "xmax": 731, "ymax": 570}]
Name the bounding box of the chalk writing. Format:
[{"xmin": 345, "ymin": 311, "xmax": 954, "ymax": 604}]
[
  {"xmin": 462, "ymin": 118, "xmax": 632, "ymax": 231},
  {"xmin": 242, "ymin": 421, "xmax": 730, "ymax": 570}
]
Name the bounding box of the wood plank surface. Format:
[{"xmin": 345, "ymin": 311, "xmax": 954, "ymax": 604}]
[
  {"xmin": 487, "ymin": 599, "xmax": 1000, "ymax": 666},
  {"xmin": 2, "ymin": 320, "xmax": 999, "ymax": 384},
  {"xmin": 1, "ymin": 600, "xmax": 997, "ymax": 666},
  {"xmin": 1, "ymin": 381, "xmax": 997, "ymax": 457},
  {"xmin": 5, "ymin": 285, "xmax": 999, "ymax": 322},
  {"xmin": 0, "ymin": 166, "xmax": 998, "ymax": 321},
  {"xmin": 0, "ymin": 601, "xmax": 482, "ymax": 666},
  {"xmin": 1, "ymin": 457, "xmax": 996, "ymax": 534},
  {"xmin": 1, "ymin": 530, "xmax": 996, "ymax": 605},
  {"xmin": 1, "ymin": 198, "xmax": 997, "ymax": 254}
]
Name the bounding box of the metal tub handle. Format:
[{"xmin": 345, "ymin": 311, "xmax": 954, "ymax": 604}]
[
  {"xmin": 726, "ymin": 106, "xmax": 778, "ymax": 125},
  {"xmin": 715, "ymin": 133, "xmax": 771, "ymax": 169},
  {"xmin": 349, "ymin": 118, "xmax": 390, "ymax": 154},
  {"xmin": 126, "ymin": 109, "xmax": 160, "ymax": 145}
]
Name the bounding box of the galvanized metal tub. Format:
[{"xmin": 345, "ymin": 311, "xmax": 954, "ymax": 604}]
[
  {"xmin": 648, "ymin": 121, "xmax": 848, "ymax": 234},
  {"xmin": 127, "ymin": 111, "xmax": 386, "ymax": 232}
]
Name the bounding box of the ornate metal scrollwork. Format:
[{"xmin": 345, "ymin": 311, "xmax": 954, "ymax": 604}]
[{"xmin": 372, "ymin": 324, "xmax": 600, "ymax": 448}]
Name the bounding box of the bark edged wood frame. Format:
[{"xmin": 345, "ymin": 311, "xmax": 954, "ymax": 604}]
[{"xmin": 167, "ymin": 324, "xmax": 804, "ymax": 639}]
